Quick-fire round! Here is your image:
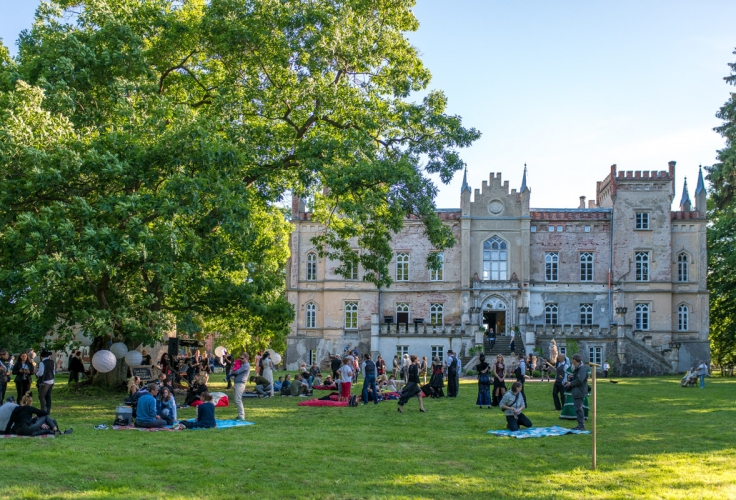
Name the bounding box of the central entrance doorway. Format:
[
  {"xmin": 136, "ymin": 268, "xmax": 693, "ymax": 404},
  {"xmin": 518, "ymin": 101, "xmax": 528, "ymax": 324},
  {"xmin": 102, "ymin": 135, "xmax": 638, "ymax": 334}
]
[{"xmin": 483, "ymin": 310, "xmax": 506, "ymax": 336}]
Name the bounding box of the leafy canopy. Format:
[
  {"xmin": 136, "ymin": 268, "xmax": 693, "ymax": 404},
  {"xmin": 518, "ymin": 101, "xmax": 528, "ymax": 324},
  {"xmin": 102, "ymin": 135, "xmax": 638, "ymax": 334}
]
[
  {"xmin": 0, "ymin": 0, "xmax": 478, "ymax": 350},
  {"xmin": 706, "ymin": 48, "xmax": 736, "ymax": 367}
]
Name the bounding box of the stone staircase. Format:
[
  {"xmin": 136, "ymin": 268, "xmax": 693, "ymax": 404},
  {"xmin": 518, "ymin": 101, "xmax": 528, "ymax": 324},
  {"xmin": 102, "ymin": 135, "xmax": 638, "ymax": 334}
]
[{"xmin": 460, "ymin": 335, "xmax": 526, "ymax": 370}]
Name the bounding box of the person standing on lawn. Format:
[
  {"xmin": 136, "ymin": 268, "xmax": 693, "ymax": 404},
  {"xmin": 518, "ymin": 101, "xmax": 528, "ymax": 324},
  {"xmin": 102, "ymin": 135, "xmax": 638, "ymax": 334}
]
[
  {"xmin": 515, "ymin": 354, "xmax": 527, "ymax": 407},
  {"xmin": 376, "ymin": 355, "xmax": 386, "ymax": 377},
  {"xmin": 696, "ymin": 360, "xmax": 708, "ymax": 388},
  {"xmin": 445, "ymin": 350, "xmax": 459, "ymax": 398},
  {"xmin": 603, "ymin": 360, "xmax": 610, "ymax": 378},
  {"xmin": 331, "ymin": 354, "xmax": 342, "ymax": 380},
  {"xmin": 337, "ymin": 357, "xmax": 354, "ymax": 403},
  {"xmin": 361, "ymin": 354, "xmax": 378, "ymax": 405},
  {"xmin": 419, "ymin": 356, "xmax": 428, "ymax": 385},
  {"xmin": 397, "ymin": 355, "xmax": 426, "ymax": 413},
  {"xmin": 492, "ymin": 354, "xmax": 507, "ymax": 406},
  {"xmin": 392, "ymin": 355, "xmax": 400, "ymax": 378},
  {"xmin": 35, "ymin": 350, "xmax": 55, "ymax": 414},
  {"xmin": 475, "ymin": 354, "xmax": 492, "ymax": 408},
  {"xmin": 231, "ymin": 353, "xmax": 250, "ymax": 420},
  {"xmin": 0, "ymin": 350, "xmax": 9, "ymax": 404},
  {"xmin": 499, "ymin": 382, "xmax": 532, "ymax": 431},
  {"xmin": 566, "ymin": 354, "xmax": 589, "ymax": 430},
  {"xmin": 550, "ymin": 355, "xmax": 566, "ymax": 411}
]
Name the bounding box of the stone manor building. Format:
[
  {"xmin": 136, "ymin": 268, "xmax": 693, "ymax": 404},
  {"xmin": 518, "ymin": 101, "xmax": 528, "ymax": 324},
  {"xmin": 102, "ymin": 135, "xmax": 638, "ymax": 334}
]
[{"xmin": 285, "ymin": 162, "xmax": 709, "ymax": 375}]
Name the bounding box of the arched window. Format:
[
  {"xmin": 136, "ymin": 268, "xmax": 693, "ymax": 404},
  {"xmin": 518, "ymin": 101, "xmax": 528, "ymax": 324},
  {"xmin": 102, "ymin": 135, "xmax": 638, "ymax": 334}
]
[
  {"xmin": 580, "ymin": 252, "xmax": 593, "ymax": 282},
  {"xmin": 635, "ymin": 252, "xmax": 649, "ymax": 281},
  {"xmin": 344, "ymin": 301, "xmax": 358, "ymax": 330},
  {"xmin": 678, "ymin": 304, "xmax": 689, "ymax": 331},
  {"xmin": 635, "ymin": 303, "xmax": 649, "ymax": 330},
  {"xmin": 429, "ymin": 252, "xmax": 444, "ymax": 281},
  {"xmin": 677, "ymin": 253, "xmax": 689, "ymax": 282},
  {"xmin": 396, "ymin": 303, "xmax": 410, "ymax": 324},
  {"xmin": 545, "ymin": 303, "xmax": 558, "ymax": 325},
  {"xmin": 306, "ymin": 253, "xmax": 317, "ymax": 281},
  {"xmin": 545, "ymin": 252, "xmax": 559, "ymax": 282},
  {"xmin": 483, "ymin": 236, "xmax": 507, "ymax": 281},
  {"xmin": 396, "ymin": 252, "xmax": 410, "ymax": 281},
  {"xmin": 580, "ymin": 304, "xmax": 593, "ymax": 325},
  {"xmin": 430, "ymin": 303, "xmax": 444, "ymax": 326},
  {"xmin": 305, "ymin": 303, "xmax": 316, "ymax": 329}
]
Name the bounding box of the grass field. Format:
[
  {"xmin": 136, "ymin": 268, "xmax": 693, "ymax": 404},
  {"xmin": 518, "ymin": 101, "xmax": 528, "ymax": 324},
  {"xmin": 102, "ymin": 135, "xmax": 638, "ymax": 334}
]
[{"xmin": 1, "ymin": 375, "xmax": 734, "ymax": 500}]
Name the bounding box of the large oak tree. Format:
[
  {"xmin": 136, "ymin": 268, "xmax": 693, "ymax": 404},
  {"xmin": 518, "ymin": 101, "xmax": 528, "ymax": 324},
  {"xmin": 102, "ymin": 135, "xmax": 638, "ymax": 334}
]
[{"xmin": 0, "ymin": 0, "xmax": 479, "ymax": 375}]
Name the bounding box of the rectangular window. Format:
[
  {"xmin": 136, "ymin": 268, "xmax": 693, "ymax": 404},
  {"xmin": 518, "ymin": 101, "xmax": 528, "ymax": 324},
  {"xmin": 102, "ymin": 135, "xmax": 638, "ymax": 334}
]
[
  {"xmin": 635, "ymin": 252, "xmax": 650, "ymax": 281},
  {"xmin": 635, "ymin": 212, "xmax": 650, "ymax": 230},
  {"xmin": 430, "ymin": 303, "xmax": 444, "ymax": 326},
  {"xmin": 545, "ymin": 303, "xmax": 558, "ymax": 325},
  {"xmin": 635, "ymin": 303, "xmax": 649, "ymax": 331},
  {"xmin": 396, "ymin": 252, "xmax": 410, "ymax": 281},
  {"xmin": 344, "ymin": 301, "xmax": 358, "ymax": 330},
  {"xmin": 589, "ymin": 346, "xmax": 602, "ymax": 365},
  {"xmin": 559, "ymin": 346, "xmax": 567, "ymax": 357},
  {"xmin": 545, "ymin": 252, "xmax": 559, "ymax": 282},
  {"xmin": 345, "ymin": 260, "xmax": 358, "ymax": 280},
  {"xmin": 580, "ymin": 304, "xmax": 593, "ymax": 325},
  {"xmin": 678, "ymin": 305, "xmax": 689, "ymax": 331},
  {"xmin": 580, "ymin": 252, "xmax": 594, "ymax": 282},
  {"xmin": 557, "ymin": 226, "xmax": 563, "ymax": 232},
  {"xmin": 308, "ymin": 349, "xmax": 317, "ymax": 365},
  {"xmin": 548, "ymin": 226, "xmax": 555, "ymax": 232},
  {"xmin": 396, "ymin": 345, "xmax": 409, "ymax": 358},
  {"xmin": 584, "ymin": 226, "xmax": 591, "ymax": 233},
  {"xmin": 431, "ymin": 345, "xmax": 444, "ymax": 363},
  {"xmin": 430, "ymin": 252, "xmax": 444, "ymax": 281},
  {"xmin": 531, "ymin": 225, "xmax": 537, "ymax": 232}
]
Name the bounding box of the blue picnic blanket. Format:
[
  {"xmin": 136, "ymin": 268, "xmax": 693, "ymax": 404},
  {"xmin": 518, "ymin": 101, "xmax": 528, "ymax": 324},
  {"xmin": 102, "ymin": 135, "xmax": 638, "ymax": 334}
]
[
  {"xmin": 184, "ymin": 419, "xmax": 255, "ymax": 430},
  {"xmin": 487, "ymin": 425, "xmax": 590, "ymax": 439}
]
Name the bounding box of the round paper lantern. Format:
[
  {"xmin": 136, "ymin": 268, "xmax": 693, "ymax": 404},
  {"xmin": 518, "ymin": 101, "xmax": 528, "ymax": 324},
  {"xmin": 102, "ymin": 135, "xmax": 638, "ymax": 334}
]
[
  {"xmin": 124, "ymin": 350, "xmax": 143, "ymax": 366},
  {"xmin": 75, "ymin": 330, "xmax": 93, "ymax": 347},
  {"xmin": 92, "ymin": 350, "xmax": 117, "ymax": 373},
  {"xmin": 214, "ymin": 346, "xmax": 226, "ymax": 357},
  {"xmin": 110, "ymin": 342, "xmax": 129, "ymax": 359},
  {"xmin": 265, "ymin": 349, "xmax": 282, "ymax": 365}
]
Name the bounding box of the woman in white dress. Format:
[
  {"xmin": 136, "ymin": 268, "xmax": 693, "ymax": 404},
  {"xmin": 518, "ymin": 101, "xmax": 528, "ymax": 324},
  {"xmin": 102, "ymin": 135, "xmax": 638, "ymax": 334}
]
[{"xmin": 260, "ymin": 352, "xmax": 275, "ymax": 396}]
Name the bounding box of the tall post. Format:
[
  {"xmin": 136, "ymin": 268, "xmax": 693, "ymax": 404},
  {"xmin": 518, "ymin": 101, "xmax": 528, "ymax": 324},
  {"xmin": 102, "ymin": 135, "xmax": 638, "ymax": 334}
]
[{"xmin": 589, "ymin": 362, "xmax": 600, "ymax": 470}]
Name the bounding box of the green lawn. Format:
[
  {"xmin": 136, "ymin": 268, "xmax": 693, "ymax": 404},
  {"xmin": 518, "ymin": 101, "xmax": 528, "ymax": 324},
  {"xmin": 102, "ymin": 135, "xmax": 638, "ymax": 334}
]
[{"xmin": 1, "ymin": 375, "xmax": 734, "ymax": 499}]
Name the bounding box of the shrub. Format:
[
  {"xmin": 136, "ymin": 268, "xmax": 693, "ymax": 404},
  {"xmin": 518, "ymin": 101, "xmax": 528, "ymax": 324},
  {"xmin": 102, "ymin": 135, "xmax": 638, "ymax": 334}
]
[{"xmin": 532, "ymin": 370, "xmax": 541, "ymax": 378}]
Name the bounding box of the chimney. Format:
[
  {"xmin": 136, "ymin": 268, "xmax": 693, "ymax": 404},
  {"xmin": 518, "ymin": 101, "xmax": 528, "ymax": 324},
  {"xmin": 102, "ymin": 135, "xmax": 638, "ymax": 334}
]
[
  {"xmin": 291, "ymin": 194, "xmax": 300, "ymax": 218},
  {"xmin": 588, "ymin": 200, "xmax": 596, "ymax": 208},
  {"xmin": 579, "ymin": 196, "xmax": 586, "ymax": 209}
]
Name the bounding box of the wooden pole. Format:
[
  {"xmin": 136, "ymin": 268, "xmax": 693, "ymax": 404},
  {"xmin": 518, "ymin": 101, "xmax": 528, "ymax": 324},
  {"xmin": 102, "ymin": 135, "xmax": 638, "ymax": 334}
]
[{"xmin": 589, "ymin": 362, "xmax": 600, "ymax": 470}]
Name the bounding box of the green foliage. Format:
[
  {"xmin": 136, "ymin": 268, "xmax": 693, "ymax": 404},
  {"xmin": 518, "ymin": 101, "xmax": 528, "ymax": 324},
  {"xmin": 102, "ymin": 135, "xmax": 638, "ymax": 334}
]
[
  {"xmin": 565, "ymin": 339, "xmax": 579, "ymax": 355},
  {"xmin": 0, "ymin": 0, "xmax": 478, "ymax": 353},
  {"xmin": 468, "ymin": 345, "xmax": 484, "ymax": 356},
  {"xmin": 707, "ymin": 48, "xmax": 736, "ymax": 368}
]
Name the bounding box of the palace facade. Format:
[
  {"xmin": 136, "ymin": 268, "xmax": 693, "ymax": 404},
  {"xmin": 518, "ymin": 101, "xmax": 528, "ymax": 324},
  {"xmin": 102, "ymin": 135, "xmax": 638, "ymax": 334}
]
[{"xmin": 285, "ymin": 162, "xmax": 709, "ymax": 375}]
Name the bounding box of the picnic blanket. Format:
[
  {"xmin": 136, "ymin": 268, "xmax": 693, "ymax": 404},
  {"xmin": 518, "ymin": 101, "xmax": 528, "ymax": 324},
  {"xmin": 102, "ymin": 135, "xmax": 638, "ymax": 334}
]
[
  {"xmin": 487, "ymin": 425, "xmax": 591, "ymax": 439},
  {"xmin": 113, "ymin": 419, "xmax": 255, "ymax": 431},
  {"xmin": 297, "ymin": 399, "xmax": 348, "ymax": 407},
  {"xmin": 0, "ymin": 434, "xmax": 55, "ymax": 439}
]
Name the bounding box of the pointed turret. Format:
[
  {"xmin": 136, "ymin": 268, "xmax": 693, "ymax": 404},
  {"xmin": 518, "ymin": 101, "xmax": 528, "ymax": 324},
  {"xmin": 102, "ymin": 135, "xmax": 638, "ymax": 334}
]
[
  {"xmin": 461, "ymin": 167, "xmax": 471, "ymax": 194},
  {"xmin": 680, "ymin": 177, "xmax": 691, "ymax": 212},
  {"xmin": 520, "ymin": 164, "xmax": 529, "ymax": 193},
  {"xmin": 695, "ymin": 165, "xmax": 706, "ymax": 212}
]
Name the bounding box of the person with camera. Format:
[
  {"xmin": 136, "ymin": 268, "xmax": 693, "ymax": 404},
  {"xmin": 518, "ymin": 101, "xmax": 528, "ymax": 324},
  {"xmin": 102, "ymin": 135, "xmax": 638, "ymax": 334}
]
[
  {"xmin": 499, "ymin": 381, "xmax": 532, "ymax": 431},
  {"xmin": 566, "ymin": 354, "xmax": 589, "ymax": 431}
]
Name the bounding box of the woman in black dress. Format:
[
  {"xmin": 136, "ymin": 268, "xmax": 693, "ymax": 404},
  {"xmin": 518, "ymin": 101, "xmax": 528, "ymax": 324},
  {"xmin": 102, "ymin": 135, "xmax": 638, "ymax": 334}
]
[
  {"xmin": 397, "ymin": 355, "xmax": 426, "ymax": 413},
  {"xmin": 428, "ymin": 357, "xmax": 445, "ymax": 398},
  {"xmin": 12, "ymin": 352, "xmax": 34, "ymax": 401},
  {"xmin": 475, "ymin": 354, "xmax": 492, "ymax": 408},
  {"xmin": 492, "ymin": 354, "xmax": 507, "ymax": 407}
]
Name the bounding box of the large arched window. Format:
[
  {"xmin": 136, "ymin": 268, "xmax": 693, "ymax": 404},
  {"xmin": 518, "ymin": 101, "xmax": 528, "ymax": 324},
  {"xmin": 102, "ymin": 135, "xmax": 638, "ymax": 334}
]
[
  {"xmin": 483, "ymin": 236, "xmax": 508, "ymax": 281},
  {"xmin": 430, "ymin": 303, "xmax": 444, "ymax": 325},
  {"xmin": 344, "ymin": 301, "xmax": 358, "ymax": 330},
  {"xmin": 305, "ymin": 303, "xmax": 316, "ymax": 329},
  {"xmin": 545, "ymin": 303, "xmax": 558, "ymax": 325},
  {"xmin": 677, "ymin": 252, "xmax": 689, "ymax": 282},
  {"xmin": 306, "ymin": 253, "xmax": 317, "ymax": 281},
  {"xmin": 396, "ymin": 252, "xmax": 410, "ymax": 281},
  {"xmin": 635, "ymin": 303, "xmax": 649, "ymax": 330},
  {"xmin": 678, "ymin": 304, "xmax": 689, "ymax": 331}
]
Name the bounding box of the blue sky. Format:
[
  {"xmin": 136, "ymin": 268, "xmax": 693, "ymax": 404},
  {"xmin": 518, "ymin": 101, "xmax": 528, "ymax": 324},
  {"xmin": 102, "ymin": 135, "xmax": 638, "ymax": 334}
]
[{"xmin": 1, "ymin": 1, "xmax": 734, "ymax": 209}]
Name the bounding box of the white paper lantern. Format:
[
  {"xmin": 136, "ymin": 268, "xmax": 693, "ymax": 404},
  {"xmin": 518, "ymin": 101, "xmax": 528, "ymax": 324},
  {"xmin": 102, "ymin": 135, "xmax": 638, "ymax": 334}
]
[
  {"xmin": 265, "ymin": 349, "xmax": 282, "ymax": 365},
  {"xmin": 92, "ymin": 350, "xmax": 117, "ymax": 373},
  {"xmin": 124, "ymin": 350, "xmax": 143, "ymax": 366},
  {"xmin": 110, "ymin": 342, "xmax": 129, "ymax": 359},
  {"xmin": 214, "ymin": 346, "xmax": 226, "ymax": 357}
]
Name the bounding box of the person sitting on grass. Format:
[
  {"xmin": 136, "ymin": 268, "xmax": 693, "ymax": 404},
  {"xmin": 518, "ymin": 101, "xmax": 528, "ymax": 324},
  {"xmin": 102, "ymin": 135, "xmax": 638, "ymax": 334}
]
[
  {"xmin": 290, "ymin": 374, "xmax": 311, "ymax": 397},
  {"xmin": 5, "ymin": 392, "xmax": 72, "ymax": 436},
  {"xmin": 321, "ymin": 376, "xmax": 334, "ymax": 388},
  {"xmin": 499, "ymin": 382, "xmax": 532, "ymax": 432},
  {"xmin": 279, "ymin": 375, "xmax": 291, "ymax": 395},
  {"xmin": 157, "ymin": 386, "xmax": 177, "ymax": 426},
  {"xmin": 135, "ymin": 384, "xmax": 168, "ymax": 428},
  {"xmin": 312, "ymin": 374, "xmax": 322, "ymax": 387},
  {"xmin": 180, "ymin": 391, "xmax": 216, "ymax": 429},
  {"xmin": 249, "ymin": 375, "xmax": 273, "ymax": 397},
  {"xmin": 127, "ymin": 376, "xmax": 142, "ymax": 396},
  {"xmin": 183, "ymin": 375, "xmax": 208, "ymax": 406},
  {"xmin": 156, "ymin": 373, "xmax": 167, "ymax": 393},
  {"xmin": 274, "ymin": 376, "xmax": 284, "ymax": 393},
  {"xmin": 0, "ymin": 396, "xmax": 19, "ymax": 432}
]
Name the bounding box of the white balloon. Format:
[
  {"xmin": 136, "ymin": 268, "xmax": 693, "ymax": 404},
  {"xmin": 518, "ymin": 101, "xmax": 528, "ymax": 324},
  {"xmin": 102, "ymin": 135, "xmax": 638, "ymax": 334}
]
[
  {"xmin": 214, "ymin": 346, "xmax": 226, "ymax": 357},
  {"xmin": 92, "ymin": 350, "xmax": 117, "ymax": 373},
  {"xmin": 124, "ymin": 350, "xmax": 143, "ymax": 366},
  {"xmin": 110, "ymin": 342, "xmax": 129, "ymax": 359}
]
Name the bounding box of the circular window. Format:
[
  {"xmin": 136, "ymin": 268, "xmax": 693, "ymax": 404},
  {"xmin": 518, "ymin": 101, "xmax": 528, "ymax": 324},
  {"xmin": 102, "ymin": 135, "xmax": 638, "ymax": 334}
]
[{"xmin": 488, "ymin": 199, "xmax": 504, "ymax": 215}]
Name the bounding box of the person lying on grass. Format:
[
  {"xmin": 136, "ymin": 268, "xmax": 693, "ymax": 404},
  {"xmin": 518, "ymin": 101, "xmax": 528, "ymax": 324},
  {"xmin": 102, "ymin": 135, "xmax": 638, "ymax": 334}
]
[
  {"xmin": 179, "ymin": 392, "xmax": 216, "ymax": 429},
  {"xmin": 5, "ymin": 391, "xmax": 72, "ymax": 436},
  {"xmin": 499, "ymin": 382, "xmax": 532, "ymax": 432}
]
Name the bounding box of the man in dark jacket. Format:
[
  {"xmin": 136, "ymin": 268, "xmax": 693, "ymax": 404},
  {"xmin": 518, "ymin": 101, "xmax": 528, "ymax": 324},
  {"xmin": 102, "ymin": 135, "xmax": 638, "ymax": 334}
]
[
  {"xmin": 552, "ymin": 355, "xmax": 566, "ymax": 410},
  {"xmin": 566, "ymin": 354, "xmax": 589, "ymax": 430},
  {"xmin": 330, "ymin": 355, "xmax": 342, "ymax": 380}
]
